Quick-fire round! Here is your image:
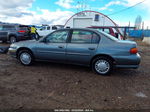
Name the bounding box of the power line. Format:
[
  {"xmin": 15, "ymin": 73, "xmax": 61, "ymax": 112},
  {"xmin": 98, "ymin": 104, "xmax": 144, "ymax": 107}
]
[{"xmin": 107, "ymin": 0, "xmax": 146, "ymax": 16}]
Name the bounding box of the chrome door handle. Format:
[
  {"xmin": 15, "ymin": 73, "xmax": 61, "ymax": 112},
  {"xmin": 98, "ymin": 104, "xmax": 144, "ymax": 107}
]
[{"xmin": 88, "ymin": 48, "xmax": 95, "ymax": 50}]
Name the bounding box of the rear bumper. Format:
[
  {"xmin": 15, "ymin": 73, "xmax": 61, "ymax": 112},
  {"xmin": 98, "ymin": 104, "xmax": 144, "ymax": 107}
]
[
  {"xmin": 115, "ymin": 65, "xmax": 139, "ymax": 69},
  {"xmin": 113, "ymin": 53, "xmax": 141, "ymax": 69}
]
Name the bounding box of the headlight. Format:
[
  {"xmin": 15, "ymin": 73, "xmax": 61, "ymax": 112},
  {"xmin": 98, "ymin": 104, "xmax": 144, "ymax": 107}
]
[{"xmin": 9, "ymin": 44, "xmax": 17, "ymax": 49}]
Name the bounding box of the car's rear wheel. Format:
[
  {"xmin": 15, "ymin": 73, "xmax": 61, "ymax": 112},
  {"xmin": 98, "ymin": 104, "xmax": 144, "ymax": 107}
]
[
  {"xmin": 10, "ymin": 36, "xmax": 17, "ymax": 44},
  {"xmin": 92, "ymin": 56, "xmax": 113, "ymax": 75},
  {"xmin": 18, "ymin": 50, "xmax": 33, "ymax": 66}
]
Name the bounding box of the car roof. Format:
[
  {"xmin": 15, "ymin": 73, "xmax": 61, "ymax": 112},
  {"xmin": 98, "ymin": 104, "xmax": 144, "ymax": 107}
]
[{"xmin": 88, "ymin": 26, "xmax": 113, "ymax": 28}]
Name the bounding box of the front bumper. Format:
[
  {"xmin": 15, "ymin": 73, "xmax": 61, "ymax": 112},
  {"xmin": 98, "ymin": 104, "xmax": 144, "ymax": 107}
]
[{"xmin": 8, "ymin": 47, "xmax": 17, "ymax": 58}]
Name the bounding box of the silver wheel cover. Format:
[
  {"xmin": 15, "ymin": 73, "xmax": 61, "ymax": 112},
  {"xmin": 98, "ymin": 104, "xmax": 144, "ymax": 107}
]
[
  {"xmin": 95, "ymin": 59, "xmax": 110, "ymax": 74},
  {"xmin": 20, "ymin": 52, "xmax": 31, "ymax": 65},
  {"xmin": 10, "ymin": 37, "xmax": 16, "ymax": 43}
]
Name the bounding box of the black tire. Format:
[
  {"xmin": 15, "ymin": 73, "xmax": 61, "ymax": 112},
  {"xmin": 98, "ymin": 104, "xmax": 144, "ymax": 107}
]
[
  {"xmin": 18, "ymin": 50, "xmax": 34, "ymax": 66},
  {"xmin": 9, "ymin": 36, "xmax": 17, "ymax": 44},
  {"xmin": 92, "ymin": 56, "xmax": 113, "ymax": 75}
]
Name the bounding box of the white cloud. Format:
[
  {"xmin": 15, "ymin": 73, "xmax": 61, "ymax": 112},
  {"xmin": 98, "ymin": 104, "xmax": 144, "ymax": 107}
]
[
  {"xmin": 123, "ymin": 0, "xmax": 150, "ymax": 14},
  {"xmin": 99, "ymin": 0, "xmax": 150, "ymax": 13},
  {"xmin": 123, "ymin": 0, "xmax": 146, "ymax": 6},
  {"xmin": 0, "ymin": 0, "xmax": 74, "ymax": 25},
  {"xmin": 0, "ymin": 8, "xmax": 74, "ymax": 25},
  {"xmin": 55, "ymin": 0, "xmax": 74, "ymax": 9},
  {"xmin": 0, "ymin": 0, "xmax": 34, "ymax": 17},
  {"xmin": 0, "ymin": 0, "xmax": 34, "ymax": 9},
  {"xmin": 99, "ymin": 1, "xmax": 126, "ymax": 11}
]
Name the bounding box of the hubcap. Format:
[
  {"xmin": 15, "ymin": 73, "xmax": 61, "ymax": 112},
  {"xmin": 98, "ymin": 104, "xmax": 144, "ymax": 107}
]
[
  {"xmin": 10, "ymin": 37, "xmax": 16, "ymax": 43},
  {"xmin": 20, "ymin": 52, "xmax": 31, "ymax": 65},
  {"xmin": 95, "ymin": 60, "xmax": 110, "ymax": 74}
]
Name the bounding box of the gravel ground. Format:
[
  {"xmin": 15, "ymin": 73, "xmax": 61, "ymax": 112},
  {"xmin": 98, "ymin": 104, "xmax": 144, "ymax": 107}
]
[{"xmin": 0, "ymin": 41, "xmax": 150, "ymax": 111}]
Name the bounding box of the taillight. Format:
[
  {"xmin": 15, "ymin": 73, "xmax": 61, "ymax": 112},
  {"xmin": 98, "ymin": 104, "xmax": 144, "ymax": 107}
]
[
  {"xmin": 130, "ymin": 48, "xmax": 138, "ymax": 54},
  {"xmin": 18, "ymin": 30, "xmax": 26, "ymax": 33}
]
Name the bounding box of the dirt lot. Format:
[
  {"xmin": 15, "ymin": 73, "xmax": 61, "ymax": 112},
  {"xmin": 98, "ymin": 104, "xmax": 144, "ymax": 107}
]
[{"xmin": 0, "ymin": 41, "xmax": 150, "ymax": 111}]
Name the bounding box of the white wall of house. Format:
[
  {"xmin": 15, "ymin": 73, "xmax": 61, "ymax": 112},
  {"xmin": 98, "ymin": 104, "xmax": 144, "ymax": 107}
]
[{"xmin": 64, "ymin": 11, "xmax": 117, "ymax": 28}]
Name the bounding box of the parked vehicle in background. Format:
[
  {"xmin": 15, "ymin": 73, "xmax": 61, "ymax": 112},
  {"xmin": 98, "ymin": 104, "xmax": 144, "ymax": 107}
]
[
  {"xmin": 88, "ymin": 26, "xmax": 123, "ymax": 40},
  {"xmin": 9, "ymin": 28, "xmax": 140, "ymax": 75},
  {"xmin": 36, "ymin": 25, "xmax": 64, "ymax": 37},
  {"xmin": 0, "ymin": 24, "xmax": 31, "ymax": 44}
]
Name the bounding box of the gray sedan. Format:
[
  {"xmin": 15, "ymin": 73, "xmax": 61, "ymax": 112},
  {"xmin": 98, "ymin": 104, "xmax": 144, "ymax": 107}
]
[{"xmin": 8, "ymin": 28, "xmax": 141, "ymax": 75}]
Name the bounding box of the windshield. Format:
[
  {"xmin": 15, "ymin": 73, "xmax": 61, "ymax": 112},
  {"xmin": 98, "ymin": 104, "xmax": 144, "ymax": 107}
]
[{"xmin": 98, "ymin": 30, "xmax": 119, "ymax": 41}]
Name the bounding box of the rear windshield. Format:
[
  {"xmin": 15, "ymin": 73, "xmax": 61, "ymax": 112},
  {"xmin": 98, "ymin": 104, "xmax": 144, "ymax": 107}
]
[{"xmin": 19, "ymin": 26, "xmax": 28, "ymax": 30}]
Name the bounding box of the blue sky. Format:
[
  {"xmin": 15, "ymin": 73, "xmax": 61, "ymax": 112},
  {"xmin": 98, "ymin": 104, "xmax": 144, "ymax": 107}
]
[{"xmin": 0, "ymin": 0, "xmax": 149, "ymax": 28}]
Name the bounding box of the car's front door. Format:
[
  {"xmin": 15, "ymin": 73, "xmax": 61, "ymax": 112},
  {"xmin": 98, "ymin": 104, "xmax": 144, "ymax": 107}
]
[
  {"xmin": 66, "ymin": 30, "xmax": 100, "ymax": 65},
  {"xmin": 34, "ymin": 30, "xmax": 69, "ymax": 62}
]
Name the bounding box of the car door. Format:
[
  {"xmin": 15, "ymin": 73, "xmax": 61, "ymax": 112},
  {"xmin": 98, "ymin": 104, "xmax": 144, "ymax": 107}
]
[
  {"xmin": 0, "ymin": 25, "xmax": 8, "ymax": 41},
  {"xmin": 66, "ymin": 29, "xmax": 100, "ymax": 65},
  {"xmin": 34, "ymin": 30, "xmax": 69, "ymax": 62}
]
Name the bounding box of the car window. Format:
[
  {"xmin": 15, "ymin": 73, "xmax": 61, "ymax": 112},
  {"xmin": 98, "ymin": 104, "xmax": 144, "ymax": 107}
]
[
  {"xmin": 104, "ymin": 28, "xmax": 110, "ymax": 34},
  {"xmin": 46, "ymin": 30, "xmax": 68, "ymax": 43},
  {"xmin": 92, "ymin": 33, "xmax": 100, "ymax": 43},
  {"xmin": 100, "ymin": 31, "xmax": 119, "ymax": 41},
  {"xmin": 96, "ymin": 28, "xmax": 103, "ymax": 32},
  {"xmin": 71, "ymin": 30, "xmax": 93, "ymax": 43},
  {"xmin": 71, "ymin": 30, "xmax": 99, "ymax": 44},
  {"xmin": 19, "ymin": 27, "xmax": 28, "ymax": 30},
  {"xmin": 0, "ymin": 25, "xmax": 3, "ymax": 31},
  {"xmin": 47, "ymin": 26, "xmax": 50, "ymax": 30},
  {"xmin": 52, "ymin": 26, "xmax": 57, "ymax": 30},
  {"xmin": 3, "ymin": 25, "xmax": 15, "ymax": 30}
]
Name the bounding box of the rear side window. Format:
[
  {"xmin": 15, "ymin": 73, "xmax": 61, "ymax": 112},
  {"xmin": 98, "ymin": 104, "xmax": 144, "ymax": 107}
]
[
  {"xmin": 3, "ymin": 25, "xmax": 15, "ymax": 30},
  {"xmin": 95, "ymin": 28, "xmax": 103, "ymax": 32},
  {"xmin": 104, "ymin": 28, "xmax": 110, "ymax": 34},
  {"xmin": 71, "ymin": 30, "xmax": 100, "ymax": 44}
]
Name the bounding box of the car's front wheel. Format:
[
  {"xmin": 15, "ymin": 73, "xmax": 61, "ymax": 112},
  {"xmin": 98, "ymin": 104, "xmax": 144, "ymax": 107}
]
[
  {"xmin": 18, "ymin": 50, "xmax": 33, "ymax": 66},
  {"xmin": 92, "ymin": 56, "xmax": 113, "ymax": 75}
]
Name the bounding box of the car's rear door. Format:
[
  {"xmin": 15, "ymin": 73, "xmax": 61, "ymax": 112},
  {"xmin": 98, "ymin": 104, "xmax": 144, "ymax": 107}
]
[
  {"xmin": 34, "ymin": 30, "xmax": 69, "ymax": 62},
  {"xmin": 66, "ymin": 29, "xmax": 100, "ymax": 65}
]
